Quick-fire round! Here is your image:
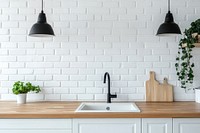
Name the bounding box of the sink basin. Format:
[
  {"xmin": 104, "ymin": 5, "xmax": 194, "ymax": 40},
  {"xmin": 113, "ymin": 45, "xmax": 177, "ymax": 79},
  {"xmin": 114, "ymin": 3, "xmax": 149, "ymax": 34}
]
[{"xmin": 75, "ymin": 103, "xmax": 140, "ymax": 112}]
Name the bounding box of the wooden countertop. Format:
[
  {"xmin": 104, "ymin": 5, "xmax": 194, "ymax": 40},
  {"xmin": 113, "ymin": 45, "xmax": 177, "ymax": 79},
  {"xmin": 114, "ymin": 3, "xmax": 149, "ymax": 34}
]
[{"xmin": 0, "ymin": 101, "xmax": 200, "ymax": 118}]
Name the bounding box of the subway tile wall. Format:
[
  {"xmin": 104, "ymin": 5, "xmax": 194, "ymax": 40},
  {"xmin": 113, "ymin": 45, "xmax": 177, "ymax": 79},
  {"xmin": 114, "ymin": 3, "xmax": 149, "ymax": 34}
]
[{"xmin": 0, "ymin": 0, "xmax": 200, "ymax": 101}]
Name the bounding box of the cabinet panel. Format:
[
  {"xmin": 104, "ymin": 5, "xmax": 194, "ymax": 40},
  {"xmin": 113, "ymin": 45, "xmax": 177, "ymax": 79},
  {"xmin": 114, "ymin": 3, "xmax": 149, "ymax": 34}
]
[
  {"xmin": 142, "ymin": 118, "xmax": 172, "ymax": 133},
  {"xmin": 0, "ymin": 119, "xmax": 72, "ymax": 129},
  {"xmin": 73, "ymin": 118, "xmax": 141, "ymax": 133},
  {"xmin": 0, "ymin": 130, "xmax": 71, "ymax": 133},
  {"xmin": 173, "ymin": 118, "xmax": 200, "ymax": 133}
]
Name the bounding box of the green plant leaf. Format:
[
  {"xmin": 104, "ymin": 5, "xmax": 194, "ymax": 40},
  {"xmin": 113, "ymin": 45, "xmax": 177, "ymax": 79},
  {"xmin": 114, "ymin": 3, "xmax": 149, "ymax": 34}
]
[{"xmin": 12, "ymin": 81, "xmax": 41, "ymax": 95}]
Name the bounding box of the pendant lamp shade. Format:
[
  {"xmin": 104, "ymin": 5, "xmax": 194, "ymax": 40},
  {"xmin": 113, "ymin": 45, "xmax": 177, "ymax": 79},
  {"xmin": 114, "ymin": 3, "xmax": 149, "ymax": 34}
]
[
  {"xmin": 156, "ymin": 0, "xmax": 181, "ymax": 36},
  {"xmin": 29, "ymin": 0, "xmax": 55, "ymax": 37}
]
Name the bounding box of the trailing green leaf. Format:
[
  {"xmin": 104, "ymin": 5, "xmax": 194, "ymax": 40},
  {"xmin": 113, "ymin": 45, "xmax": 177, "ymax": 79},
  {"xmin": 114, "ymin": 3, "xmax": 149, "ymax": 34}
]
[{"xmin": 175, "ymin": 19, "xmax": 200, "ymax": 89}]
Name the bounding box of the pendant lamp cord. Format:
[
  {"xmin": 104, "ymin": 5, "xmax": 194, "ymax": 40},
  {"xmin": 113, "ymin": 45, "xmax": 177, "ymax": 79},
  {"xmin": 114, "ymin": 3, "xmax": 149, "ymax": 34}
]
[
  {"xmin": 42, "ymin": 0, "xmax": 44, "ymax": 12},
  {"xmin": 168, "ymin": 0, "xmax": 170, "ymax": 11}
]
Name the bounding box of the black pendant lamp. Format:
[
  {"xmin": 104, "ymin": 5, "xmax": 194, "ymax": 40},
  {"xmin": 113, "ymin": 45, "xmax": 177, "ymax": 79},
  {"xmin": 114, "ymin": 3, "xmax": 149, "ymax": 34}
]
[
  {"xmin": 29, "ymin": 0, "xmax": 55, "ymax": 37},
  {"xmin": 156, "ymin": 0, "xmax": 181, "ymax": 36}
]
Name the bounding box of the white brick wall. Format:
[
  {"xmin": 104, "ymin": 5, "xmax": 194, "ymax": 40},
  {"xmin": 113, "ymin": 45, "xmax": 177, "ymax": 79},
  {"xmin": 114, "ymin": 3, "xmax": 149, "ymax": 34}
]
[{"xmin": 0, "ymin": 0, "xmax": 199, "ymax": 101}]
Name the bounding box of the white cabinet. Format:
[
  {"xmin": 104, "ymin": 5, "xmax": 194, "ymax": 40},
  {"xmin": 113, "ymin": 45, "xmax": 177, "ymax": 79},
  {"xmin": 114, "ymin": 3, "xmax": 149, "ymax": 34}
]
[
  {"xmin": 73, "ymin": 118, "xmax": 141, "ymax": 133},
  {"xmin": 1, "ymin": 118, "xmax": 200, "ymax": 133},
  {"xmin": 173, "ymin": 118, "xmax": 200, "ymax": 133},
  {"xmin": 0, "ymin": 119, "xmax": 72, "ymax": 133},
  {"xmin": 142, "ymin": 118, "xmax": 172, "ymax": 133}
]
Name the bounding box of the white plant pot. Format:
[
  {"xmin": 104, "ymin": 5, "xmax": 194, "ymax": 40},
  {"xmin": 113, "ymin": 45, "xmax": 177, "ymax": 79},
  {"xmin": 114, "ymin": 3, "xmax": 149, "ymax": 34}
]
[
  {"xmin": 17, "ymin": 94, "xmax": 27, "ymax": 104},
  {"xmin": 195, "ymin": 89, "xmax": 200, "ymax": 103}
]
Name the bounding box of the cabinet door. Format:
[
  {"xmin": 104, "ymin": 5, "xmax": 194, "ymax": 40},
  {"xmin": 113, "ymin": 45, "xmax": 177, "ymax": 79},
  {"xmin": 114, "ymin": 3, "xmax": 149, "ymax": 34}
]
[
  {"xmin": 173, "ymin": 118, "xmax": 200, "ymax": 133},
  {"xmin": 0, "ymin": 119, "xmax": 72, "ymax": 133},
  {"xmin": 73, "ymin": 118, "xmax": 141, "ymax": 133},
  {"xmin": 142, "ymin": 118, "xmax": 172, "ymax": 133}
]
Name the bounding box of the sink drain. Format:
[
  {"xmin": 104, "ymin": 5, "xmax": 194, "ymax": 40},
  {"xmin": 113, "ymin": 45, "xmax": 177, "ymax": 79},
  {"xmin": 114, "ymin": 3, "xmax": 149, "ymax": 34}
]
[{"xmin": 106, "ymin": 107, "xmax": 110, "ymax": 111}]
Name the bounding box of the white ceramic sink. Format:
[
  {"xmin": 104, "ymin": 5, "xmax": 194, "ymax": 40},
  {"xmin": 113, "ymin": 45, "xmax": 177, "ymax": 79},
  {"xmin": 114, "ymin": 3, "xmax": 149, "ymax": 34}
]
[{"xmin": 75, "ymin": 103, "xmax": 140, "ymax": 112}]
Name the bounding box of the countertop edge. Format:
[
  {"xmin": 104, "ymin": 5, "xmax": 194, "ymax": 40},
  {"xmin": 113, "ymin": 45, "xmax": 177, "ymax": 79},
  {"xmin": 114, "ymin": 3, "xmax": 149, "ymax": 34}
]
[{"xmin": 1, "ymin": 113, "xmax": 200, "ymax": 118}]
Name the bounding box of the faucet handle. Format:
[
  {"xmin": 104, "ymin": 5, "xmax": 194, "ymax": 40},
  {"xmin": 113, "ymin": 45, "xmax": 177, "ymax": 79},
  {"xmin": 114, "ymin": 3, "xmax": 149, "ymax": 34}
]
[{"xmin": 111, "ymin": 92, "xmax": 117, "ymax": 98}]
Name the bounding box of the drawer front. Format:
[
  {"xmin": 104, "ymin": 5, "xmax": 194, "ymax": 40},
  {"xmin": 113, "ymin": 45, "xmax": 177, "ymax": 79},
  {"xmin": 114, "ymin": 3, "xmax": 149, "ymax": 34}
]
[
  {"xmin": 73, "ymin": 118, "xmax": 141, "ymax": 133},
  {"xmin": 0, "ymin": 119, "xmax": 72, "ymax": 129}
]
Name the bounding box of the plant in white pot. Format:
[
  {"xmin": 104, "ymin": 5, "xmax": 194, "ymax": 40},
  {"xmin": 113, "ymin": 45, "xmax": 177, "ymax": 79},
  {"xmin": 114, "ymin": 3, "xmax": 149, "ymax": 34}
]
[{"xmin": 12, "ymin": 81, "xmax": 41, "ymax": 104}]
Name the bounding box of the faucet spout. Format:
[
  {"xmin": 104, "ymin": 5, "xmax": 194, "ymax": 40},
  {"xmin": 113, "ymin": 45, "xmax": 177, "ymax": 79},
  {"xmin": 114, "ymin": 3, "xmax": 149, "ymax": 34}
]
[
  {"xmin": 104, "ymin": 72, "xmax": 110, "ymax": 93},
  {"xmin": 103, "ymin": 72, "xmax": 117, "ymax": 103}
]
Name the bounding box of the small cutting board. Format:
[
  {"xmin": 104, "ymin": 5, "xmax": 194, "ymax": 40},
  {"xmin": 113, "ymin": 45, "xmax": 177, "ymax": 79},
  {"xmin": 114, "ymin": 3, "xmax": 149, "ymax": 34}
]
[{"xmin": 146, "ymin": 71, "xmax": 173, "ymax": 102}]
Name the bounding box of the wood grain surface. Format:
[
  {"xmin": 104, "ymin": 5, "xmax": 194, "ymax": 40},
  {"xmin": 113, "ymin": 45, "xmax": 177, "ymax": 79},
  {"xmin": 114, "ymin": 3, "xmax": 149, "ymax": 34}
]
[
  {"xmin": 0, "ymin": 101, "xmax": 199, "ymax": 118},
  {"xmin": 146, "ymin": 71, "xmax": 173, "ymax": 102}
]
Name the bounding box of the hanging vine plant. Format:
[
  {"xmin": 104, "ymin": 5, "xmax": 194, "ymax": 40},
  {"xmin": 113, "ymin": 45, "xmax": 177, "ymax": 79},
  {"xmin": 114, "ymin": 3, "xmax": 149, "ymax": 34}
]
[{"xmin": 175, "ymin": 19, "xmax": 200, "ymax": 89}]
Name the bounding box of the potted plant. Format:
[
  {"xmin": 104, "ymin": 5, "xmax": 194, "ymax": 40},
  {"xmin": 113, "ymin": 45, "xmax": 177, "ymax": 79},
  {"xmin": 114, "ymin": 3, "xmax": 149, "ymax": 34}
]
[
  {"xmin": 12, "ymin": 81, "xmax": 41, "ymax": 104},
  {"xmin": 175, "ymin": 19, "xmax": 200, "ymax": 90}
]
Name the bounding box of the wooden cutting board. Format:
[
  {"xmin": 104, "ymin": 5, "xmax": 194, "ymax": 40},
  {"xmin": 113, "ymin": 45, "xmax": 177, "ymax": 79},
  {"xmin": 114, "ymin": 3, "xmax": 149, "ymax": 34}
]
[{"xmin": 146, "ymin": 71, "xmax": 173, "ymax": 102}]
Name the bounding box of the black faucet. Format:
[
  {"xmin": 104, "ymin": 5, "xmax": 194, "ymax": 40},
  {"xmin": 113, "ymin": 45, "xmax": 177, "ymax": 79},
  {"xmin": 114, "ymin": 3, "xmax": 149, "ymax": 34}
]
[{"xmin": 103, "ymin": 72, "xmax": 117, "ymax": 103}]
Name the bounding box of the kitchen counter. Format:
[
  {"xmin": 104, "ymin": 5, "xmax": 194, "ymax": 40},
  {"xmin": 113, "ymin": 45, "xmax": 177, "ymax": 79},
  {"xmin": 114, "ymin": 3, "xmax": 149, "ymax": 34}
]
[{"xmin": 0, "ymin": 101, "xmax": 200, "ymax": 118}]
